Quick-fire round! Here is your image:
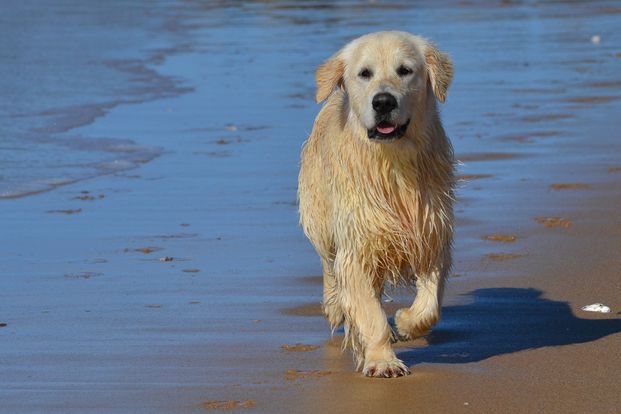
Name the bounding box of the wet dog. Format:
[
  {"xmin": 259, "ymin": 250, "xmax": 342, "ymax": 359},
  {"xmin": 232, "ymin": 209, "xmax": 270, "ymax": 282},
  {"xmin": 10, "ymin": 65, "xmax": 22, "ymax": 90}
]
[{"xmin": 298, "ymin": 32, "xmax": 455, "ymax": 377}]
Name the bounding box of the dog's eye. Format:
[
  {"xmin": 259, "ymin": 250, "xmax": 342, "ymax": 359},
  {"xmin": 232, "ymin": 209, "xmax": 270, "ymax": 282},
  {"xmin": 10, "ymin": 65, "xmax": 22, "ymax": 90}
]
[
  {"xmin": 358, "ymin": 68, "xmax": 373, "ymax": 79},
  {"xmin": 396, "ymin": 65, "xmax": 413, "ymax": 77}
]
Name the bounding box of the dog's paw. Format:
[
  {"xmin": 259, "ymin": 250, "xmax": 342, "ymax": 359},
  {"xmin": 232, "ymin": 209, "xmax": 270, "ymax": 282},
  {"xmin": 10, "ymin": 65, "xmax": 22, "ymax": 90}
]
[
  {"xmin": 394, "ymin": 308, "xmax": 433, "ymax": 341},
  {"xmin": 362, "ymin": 358, "xmax": 410, "ymax": 378}
]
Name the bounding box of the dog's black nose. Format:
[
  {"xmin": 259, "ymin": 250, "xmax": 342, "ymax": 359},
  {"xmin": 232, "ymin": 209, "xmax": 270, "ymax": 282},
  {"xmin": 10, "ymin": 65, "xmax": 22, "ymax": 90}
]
[{"xmin": 372, "ymin": 93, "xmax": 397, "ymax": 114}]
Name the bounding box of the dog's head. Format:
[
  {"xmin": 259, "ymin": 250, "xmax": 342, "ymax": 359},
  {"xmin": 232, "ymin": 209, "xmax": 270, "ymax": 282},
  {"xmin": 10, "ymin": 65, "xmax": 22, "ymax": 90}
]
[{"xmin": 315, "ymin": 32, "xmax": 452, "ymax": 142}]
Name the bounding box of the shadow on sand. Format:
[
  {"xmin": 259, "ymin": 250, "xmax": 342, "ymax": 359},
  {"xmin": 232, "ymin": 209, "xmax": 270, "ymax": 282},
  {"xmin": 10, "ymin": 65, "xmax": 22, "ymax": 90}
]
[{"xmin": 398, "ymin": 288, "xmax": 621, "ymax": 365}]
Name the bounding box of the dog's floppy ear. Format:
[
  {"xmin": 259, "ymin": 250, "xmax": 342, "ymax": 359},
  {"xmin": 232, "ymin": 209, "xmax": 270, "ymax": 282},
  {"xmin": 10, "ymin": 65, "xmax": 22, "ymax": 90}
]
[
  {"xmin": 315, "ymin": 53, "xmax": 344, "ymax": 103},
  {"xmin": 425, "ymin": 43, "xmax": 453, "ymax": 103}
]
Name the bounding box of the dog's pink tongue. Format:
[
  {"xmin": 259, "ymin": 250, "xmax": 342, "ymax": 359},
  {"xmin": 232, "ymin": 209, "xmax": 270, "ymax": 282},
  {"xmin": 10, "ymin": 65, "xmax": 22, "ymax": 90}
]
[{"xmin": 377, "ymin": 123, "xmax": 396, "ymax": 134}]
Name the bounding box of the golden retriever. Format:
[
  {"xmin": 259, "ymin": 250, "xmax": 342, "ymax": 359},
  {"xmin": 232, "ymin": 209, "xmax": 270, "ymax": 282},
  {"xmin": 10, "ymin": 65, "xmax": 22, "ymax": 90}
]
[{"xmin": 298, "ymin": 32, "xmax": 454, "ymax": 378}]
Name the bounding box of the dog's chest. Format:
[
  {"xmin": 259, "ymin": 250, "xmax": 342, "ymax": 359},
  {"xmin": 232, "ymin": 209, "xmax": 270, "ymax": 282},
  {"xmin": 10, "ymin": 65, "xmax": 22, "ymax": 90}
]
[
  {"xmin": 356, "ymin": 168, "xmax": 450, "ymax": 273},
  {"xmin": 368, "ymin": 181, "xmax": 427, "ymax": 236}
]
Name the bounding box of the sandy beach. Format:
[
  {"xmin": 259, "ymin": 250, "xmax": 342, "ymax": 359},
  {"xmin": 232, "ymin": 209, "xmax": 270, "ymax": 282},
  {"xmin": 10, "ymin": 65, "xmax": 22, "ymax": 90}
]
[{"xmin": 2, "ymin": 1, "xmax": 621, "ymax": 413}]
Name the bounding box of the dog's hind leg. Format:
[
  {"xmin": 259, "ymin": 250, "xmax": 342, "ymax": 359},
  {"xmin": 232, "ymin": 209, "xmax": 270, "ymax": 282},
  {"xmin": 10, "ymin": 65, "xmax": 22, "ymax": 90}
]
[
  {"xmin": 335, "ymin": 252, "xmax": 409, "ymax": 378},
  {"xmin": 321, "ymin": 257, "xmax": 344, "ymax": 329},
  {"xmin": 394, "ymin": 265, "xmax": 447, "ymax": 341}
]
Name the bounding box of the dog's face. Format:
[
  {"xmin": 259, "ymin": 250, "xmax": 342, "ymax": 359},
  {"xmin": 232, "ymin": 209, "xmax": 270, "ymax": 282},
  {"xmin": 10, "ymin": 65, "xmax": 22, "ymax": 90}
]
[{"xmin": 315, "ymin": 32, "xmax": 453, "ymax": 142}]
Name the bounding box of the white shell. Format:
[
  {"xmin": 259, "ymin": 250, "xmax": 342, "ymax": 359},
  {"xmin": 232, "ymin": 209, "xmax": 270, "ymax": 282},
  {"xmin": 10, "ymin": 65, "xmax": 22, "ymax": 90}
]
[{"xmin": 581, "ymin": 303, "xmax": 611, "ymax": 313}]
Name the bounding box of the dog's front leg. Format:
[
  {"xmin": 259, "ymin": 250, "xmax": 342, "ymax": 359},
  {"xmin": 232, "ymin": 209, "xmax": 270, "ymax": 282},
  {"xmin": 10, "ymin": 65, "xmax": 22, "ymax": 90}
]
[
  {"xmin": 335, "ymin": 252, "xmax": 409, "ymax": 378},
  {"xmin": 395, "ymin": 265, "xmax": 447, "ymax": 341}
]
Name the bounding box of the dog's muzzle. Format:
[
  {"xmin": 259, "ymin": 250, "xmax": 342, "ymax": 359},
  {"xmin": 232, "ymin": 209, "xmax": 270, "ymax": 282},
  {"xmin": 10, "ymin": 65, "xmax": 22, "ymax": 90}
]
[{"xmin": 367, "ymin": 92, "xmax": 409, "ymax": 141}]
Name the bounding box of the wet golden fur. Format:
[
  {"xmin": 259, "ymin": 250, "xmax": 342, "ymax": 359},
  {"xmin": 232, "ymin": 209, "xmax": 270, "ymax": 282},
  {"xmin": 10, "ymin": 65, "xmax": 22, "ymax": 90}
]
[{"xmin": 298, "ymin": 32, "xmax": 455, "ymax": 377}]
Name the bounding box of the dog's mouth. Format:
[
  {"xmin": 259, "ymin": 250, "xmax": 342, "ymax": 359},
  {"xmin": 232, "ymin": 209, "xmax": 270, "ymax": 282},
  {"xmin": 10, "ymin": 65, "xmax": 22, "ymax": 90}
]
[{"xmin": 367, "ymin": 120, "xmax": 410, "ymax": 141}]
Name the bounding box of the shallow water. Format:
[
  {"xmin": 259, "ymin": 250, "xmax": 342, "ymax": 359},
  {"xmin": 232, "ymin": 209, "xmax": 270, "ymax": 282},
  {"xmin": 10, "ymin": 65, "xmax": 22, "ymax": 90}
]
[
  {"xmin": 2, "ymin": 1, "xmax": 620, "ymax": 200},
  {"xmin": 1, "ymin": 1, "xmax": 621, "ymax": 412},
  {"xmin": 0, "ymin": 1, "xmax": 190, "ymax": 198}
]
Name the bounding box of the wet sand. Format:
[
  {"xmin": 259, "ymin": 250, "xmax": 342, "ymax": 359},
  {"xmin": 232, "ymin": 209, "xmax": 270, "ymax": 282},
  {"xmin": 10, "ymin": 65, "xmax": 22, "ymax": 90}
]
[{"xmin": 2, "ymin": 1, "xmax": 621, "ymax": 413}]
